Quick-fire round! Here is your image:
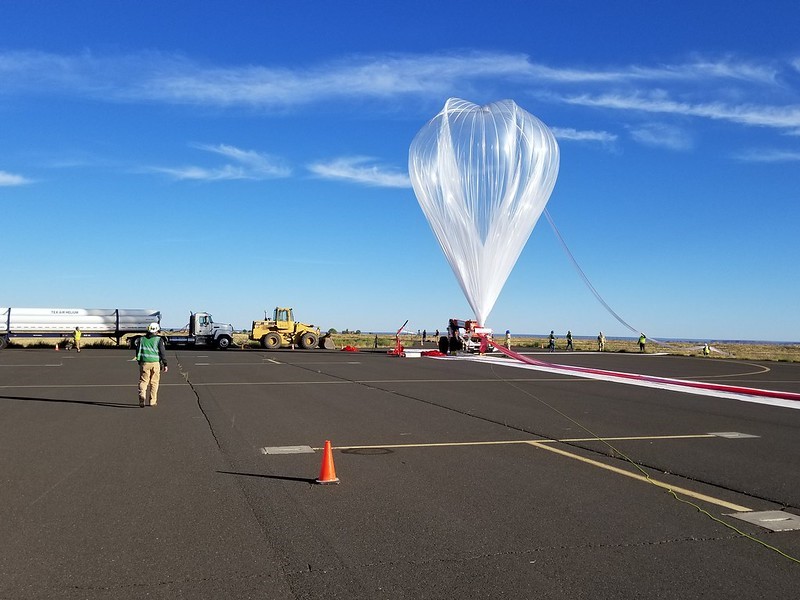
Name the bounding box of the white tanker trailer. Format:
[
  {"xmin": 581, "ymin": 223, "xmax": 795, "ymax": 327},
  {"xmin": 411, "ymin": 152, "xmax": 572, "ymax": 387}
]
[
  {"xmin": 0, "ymin": 307, "xmax": 161, "ymax": 349},
  {"xmin": 0, "ymin": 307, "xmax": 235, "ymax": 350}
]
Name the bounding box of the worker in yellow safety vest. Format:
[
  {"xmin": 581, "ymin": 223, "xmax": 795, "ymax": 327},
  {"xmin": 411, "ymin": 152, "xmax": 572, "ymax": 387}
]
[{"xmin": 136, "ymin": 322, "xmax": 168, "ymax": 408}]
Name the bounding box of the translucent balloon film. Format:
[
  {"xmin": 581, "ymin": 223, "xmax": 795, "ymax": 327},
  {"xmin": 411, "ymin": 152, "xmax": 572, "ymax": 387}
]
[{"xmin": 409, "ymin": 98, "xmax": 560, "ymax": 325}]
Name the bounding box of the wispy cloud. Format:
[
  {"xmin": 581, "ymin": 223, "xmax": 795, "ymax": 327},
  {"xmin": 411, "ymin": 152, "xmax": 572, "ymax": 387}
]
[
  {"xmin": 147, "ymin": 165, "xmax": 252, "ymax": 181},
  {"xmin": 0, "ymin": 50, "xmax": 785, "ymax": 106},
  {"xmin": 191, "ymin": 143, "xmax": 291, "ymax": 177},
  {"xmin": 144, "ymin": 55, "xmax": 779, "ymax": 107},
  {"xmin": 734, "ymin": 149, "xmax": 800, "ymax": 162},
  {"xmin": 149, "ymin": 143, "xmax": 290, "ymax": 181},
  {"xmin": 2, "ymin": 49, "xmax": 799, "ymax": 151},
  {"xmin": 551, "ymin": 127, "xmax": 617, "ymax": 143},
  {"xmin": 628, "ymin": 123, "xmax": 693, "ymax": 151},
  {"xmin": 307, "ymin": 157, "xmax": 411, "ymax": 188},
  {"xmin": 561, "ymin": 92, "xmax": 800, "ymax": 131},
  {"xmin": 528, "ymin": 57, "xmax": 777, "ymax": 85},
  {"xmin": 0, "ymin": 170, "xmax": 32, "ymax": 186}
]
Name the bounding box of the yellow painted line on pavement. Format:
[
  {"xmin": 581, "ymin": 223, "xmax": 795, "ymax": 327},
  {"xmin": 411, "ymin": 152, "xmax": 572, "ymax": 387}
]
[
  {"xmin": 0, "ymin": 363, "xmax": 64, "ymax": 368},
  {"xmin": 318, "ymin": 433, "xmax": 750, "ymax": 512},
  {"xmin": 192, "ymin": 377, "xmax": 566, "ymax": 386},
  {"xmin": 324, "ymin": 433, "xmax": 716, "ymax": 451},
  {"xmin": 525, "ymin": 440, "xmax": 752, "ymax": 512},
  {"xmin": 0, "ymin": 382, "xmax": 188, "ymax": 389}
]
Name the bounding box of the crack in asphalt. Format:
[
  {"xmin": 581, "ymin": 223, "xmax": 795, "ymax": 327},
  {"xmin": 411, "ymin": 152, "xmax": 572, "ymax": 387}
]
[{"xmin": 286, "ymin": 533, "xmax": 742, "ymax": 576}]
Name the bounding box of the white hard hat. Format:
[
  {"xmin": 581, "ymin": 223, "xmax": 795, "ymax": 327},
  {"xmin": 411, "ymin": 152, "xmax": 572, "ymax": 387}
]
[{"xmin": 148, "ymin": 322, "xmax": 160, "ymax": 333}]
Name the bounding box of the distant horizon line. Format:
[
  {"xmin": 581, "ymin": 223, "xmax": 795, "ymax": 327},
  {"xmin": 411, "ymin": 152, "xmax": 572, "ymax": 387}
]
[{"xmin": 165, "ymin": 326, "xmax": 797, "ymax": 346}]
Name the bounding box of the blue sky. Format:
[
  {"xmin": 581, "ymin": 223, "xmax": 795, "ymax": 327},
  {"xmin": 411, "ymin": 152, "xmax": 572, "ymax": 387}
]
[{"xmin": 1, "ymin": 1, "xmax": 799, "ymax": 341}]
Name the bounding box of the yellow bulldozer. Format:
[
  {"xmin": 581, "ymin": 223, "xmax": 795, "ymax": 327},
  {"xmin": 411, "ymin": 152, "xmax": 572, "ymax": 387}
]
[{"xmin": 250, "ymin": 307, "xmax": 321, "ymax": 350}]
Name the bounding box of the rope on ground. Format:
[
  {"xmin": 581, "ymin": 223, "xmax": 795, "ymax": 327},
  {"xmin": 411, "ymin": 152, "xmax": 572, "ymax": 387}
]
[
  {"xmin": 544, "ymin": 208, "xmax": 665, "ymax": 345},
  {"xmin": 489, "ymin": 362, "xmax": 800, "ymax": 565}
]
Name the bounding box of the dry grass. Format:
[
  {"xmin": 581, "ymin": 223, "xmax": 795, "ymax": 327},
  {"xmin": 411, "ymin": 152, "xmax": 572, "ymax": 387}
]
[
  {"xmin": 236, "ymin": 332, "xmax": 800, "ymax": 362},
  {"xmin": 7, "ymin": 333, "xmax": 799, "ymax": 363}
]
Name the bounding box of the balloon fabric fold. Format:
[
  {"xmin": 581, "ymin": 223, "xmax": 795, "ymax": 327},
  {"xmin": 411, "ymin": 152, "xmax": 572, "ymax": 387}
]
[{"xmin": 409, "ymin": 98, "xmax": 560, "ymax": 326}]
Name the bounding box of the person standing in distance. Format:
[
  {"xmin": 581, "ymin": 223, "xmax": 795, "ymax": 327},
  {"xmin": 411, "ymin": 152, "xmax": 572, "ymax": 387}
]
[
  {"xmin": 137, "ymin": 322, "xmax": 168, "ymax": 407},
  {"xmin": 73, "ymin": 327, "xmax": 82, "ymax": 353}
]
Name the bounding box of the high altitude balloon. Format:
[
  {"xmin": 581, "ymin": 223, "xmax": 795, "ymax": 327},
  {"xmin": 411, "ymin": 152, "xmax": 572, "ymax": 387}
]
[{"xmin": 409, "ymin": 98, "xmax": 560, "ymax": 326}]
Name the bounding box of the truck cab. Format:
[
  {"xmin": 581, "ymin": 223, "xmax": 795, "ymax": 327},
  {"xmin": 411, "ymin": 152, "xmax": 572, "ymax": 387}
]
[{"xmin": 163, "ymin": 312, "xmax": 234, "ymax": 349}]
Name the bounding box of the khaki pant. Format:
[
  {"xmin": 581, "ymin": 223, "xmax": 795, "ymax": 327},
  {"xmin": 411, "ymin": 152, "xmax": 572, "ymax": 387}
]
[{"xmin": 138, "ymin": 362, "xmax": 161, "ymax": 406}]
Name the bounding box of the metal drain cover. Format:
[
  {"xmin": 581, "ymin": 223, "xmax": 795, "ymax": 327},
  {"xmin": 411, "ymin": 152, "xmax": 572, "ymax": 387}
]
[
  {"xmin": 708, "ymin": 432, "xmax": 760, "ymax": 439},
  {"xmin": 726, "ymin": 510, "xmax": 800, "ymax": 531},
  {"xmin": 261, "ymin": 445, "xmax": 315, "ymax": 455}
]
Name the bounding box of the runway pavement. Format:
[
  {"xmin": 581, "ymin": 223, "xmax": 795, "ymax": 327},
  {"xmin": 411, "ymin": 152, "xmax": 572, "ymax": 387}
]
[{"xmin": 1, "ymin": 346, "xmax": 798, "ymax": 598}]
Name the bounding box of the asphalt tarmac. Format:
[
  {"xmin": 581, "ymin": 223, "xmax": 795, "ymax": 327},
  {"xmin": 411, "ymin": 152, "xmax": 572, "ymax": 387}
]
[{"xmin": 1, "ymin": 346, "xmax": 799, "ymax": 598}]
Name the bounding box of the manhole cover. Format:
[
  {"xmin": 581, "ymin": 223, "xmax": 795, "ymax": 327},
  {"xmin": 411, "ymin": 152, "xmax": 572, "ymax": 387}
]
[
  {"xmin": 261, "ymin": 445, "xmax": 315, "ymax": 455},
  {"xmin": 726, "ymin": 510, "xmax": 800, "ymax": 532}
]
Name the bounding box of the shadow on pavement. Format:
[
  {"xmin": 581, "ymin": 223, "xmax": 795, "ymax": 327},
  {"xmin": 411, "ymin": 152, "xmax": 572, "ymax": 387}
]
[
  {"xmin": 217, "ymin": 470, "xmax": 317, "ymax": 484},
  {"xmin": 0, "ymin": 395, "xmax": 139, "ymax": 409}
]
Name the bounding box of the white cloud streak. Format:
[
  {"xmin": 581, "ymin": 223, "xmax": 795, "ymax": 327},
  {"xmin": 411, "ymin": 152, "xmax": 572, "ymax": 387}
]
[
  {"xmin": 628, "ymin": 123, "xmax": 693, "ymax": 151},
  {"xmin": 2, "ymin": 49, "xmax": 799, "ymax": 164},
  {"xmin": 734, "ymin": 149, "xmax": 800, "ymax": 162},
  {"xmin": 561, "ymin": 92, "xmax": 800, "ymax": 131},
  {"xmin": 551, "ymin": 127, "xmax": 617, "ymax": 143},
  {"xmin": 143, "ymin": 55, "xmax": 777, "ymax": 106},
  {"xmin": 0, "ymin": 50, "xmax": 785, "ymax": 106},
  {"xmin": 147, "ymin": 165, "xmax": 252, "ymax": 181},
  {"xmin": 191, "ymin": 143, "xmax": 291, "ymax": 177},
  {"xmin": 150, "ymin": 143, "xmax": 291, "ymax": 181},
  {"xmin": 0, "ymin": 170, "xmax": 31, "ymax": 186},
  {"xmin": 307, "ymin": 157, "xmax": 411, "ymax": 188}
]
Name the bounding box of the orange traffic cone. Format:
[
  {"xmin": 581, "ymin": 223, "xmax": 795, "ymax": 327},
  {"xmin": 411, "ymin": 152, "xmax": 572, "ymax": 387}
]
[
  {"xmin": 315, "ymin": 440, "xmax": 340, "ymax": 485},
  {"xmin": 54, "ymin": 343, "xmax": 59, "ymax": 351}
]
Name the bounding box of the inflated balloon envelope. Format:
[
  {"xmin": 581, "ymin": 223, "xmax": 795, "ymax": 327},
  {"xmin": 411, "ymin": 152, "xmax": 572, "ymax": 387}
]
[{"xmin": 409, "ymin": 98, "xmax": 560, "ymax": 326}]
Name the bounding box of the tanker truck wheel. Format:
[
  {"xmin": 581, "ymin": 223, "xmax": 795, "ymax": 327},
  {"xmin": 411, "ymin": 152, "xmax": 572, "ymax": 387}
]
[
  {"xmin": 216, "ymin": 336, "xmax": 231, "ymax": 350},
  {"xmin": 299, "ymin": 332, "xmax": 318, "ymax": 350},
  {"xmin": 262, "ymin": 332, "xmax": 281, "ymax": 350}
]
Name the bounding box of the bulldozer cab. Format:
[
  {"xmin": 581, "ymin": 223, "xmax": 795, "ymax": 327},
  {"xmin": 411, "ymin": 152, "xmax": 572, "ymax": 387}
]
[
  {"xmin": 273, "ymin": 307, "xmax": 294, "ymax": 330},
  {"xmin": 251, "ymin": 306, "xmax": 318, "ymax": 350}
]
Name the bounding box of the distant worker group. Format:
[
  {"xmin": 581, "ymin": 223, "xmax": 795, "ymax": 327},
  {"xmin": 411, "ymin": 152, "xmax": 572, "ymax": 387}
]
[{"xmin": 541, "ymin": 330, "xmax": 649, "ymax": 353}]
